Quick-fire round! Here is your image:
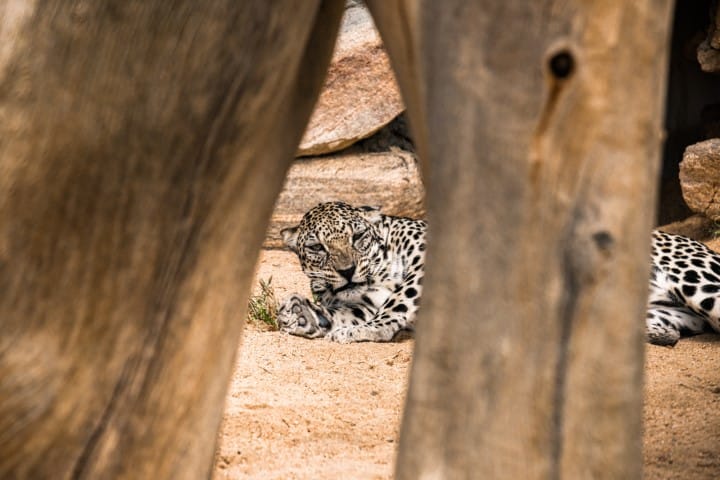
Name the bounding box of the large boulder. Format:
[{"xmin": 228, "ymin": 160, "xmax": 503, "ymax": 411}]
[
  {"xmin": 265, "ymin": 149, "xmax": 424, "ymax": 248},
  {"xmin": 679, "ymin": 139, "xmax": 720, "ymax": 220},
  {"xmin": 296, "ymin": 3, "xmax": 404, "ymax": 156}
]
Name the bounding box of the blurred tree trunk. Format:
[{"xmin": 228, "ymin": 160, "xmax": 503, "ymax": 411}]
[
  {"xmin": 368, "ymin": 0, "xmax": 674, "ymax": 478},
  {"xmin": 0, "ymin": 2, "xmax": 343, "ymax": 478}
]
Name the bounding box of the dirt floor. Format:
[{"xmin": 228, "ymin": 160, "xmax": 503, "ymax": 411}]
[{"xmin": 214, "ymin": 247, "xmax": 720, "ymax": 480}]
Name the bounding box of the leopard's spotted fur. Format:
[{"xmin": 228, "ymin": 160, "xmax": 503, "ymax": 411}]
[
  {"xmin": 277, "ymin": 202, "xmax": 425, "ymax": 343},
  {"xmin": 647, "ymin": 230, "xmax": 720, "ymax": 345},
  {"xmin": 277, "ymin": 206, "xmax": 720, "ymax": 346}
]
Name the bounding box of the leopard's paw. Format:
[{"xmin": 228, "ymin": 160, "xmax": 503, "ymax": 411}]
[{"xmin": 277, "ymin": 295, "xmax": 330, "ymax": 339}]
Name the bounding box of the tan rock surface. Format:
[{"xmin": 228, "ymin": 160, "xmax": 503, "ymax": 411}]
[
  {"xmin": 297, "ymin": 4, "xmax": 404, "ymax": 157},
  {"xmin": 265, "ymin": 150, "xmax": 424, "ymax": 248},
  {"xmin": 697, "ymin": 4, "xmax": 720, "ymax": 73},
  {"xmin": 680, "ymin": 139, "xmax": 720, "ymax": 221},
  {"xmin": 697, "ymin": 39, "xmax": 720, "ymax": 74}
]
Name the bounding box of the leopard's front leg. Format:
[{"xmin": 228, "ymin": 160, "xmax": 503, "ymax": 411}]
[
  {"xmin": 277, "ymin": 294, "xmax": 332, "ymax": 339},
  {"xmin": 327, "ymin": 285, "xmax": 420, "ymax": 343}
]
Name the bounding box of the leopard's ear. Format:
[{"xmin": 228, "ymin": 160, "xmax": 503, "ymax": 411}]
[
  {"xmin": 281, "ymin": 226, "xmax": 300, "ymax": 253},
  {"xmin": 359, "ymin": 205, "xmax": 383, "ymax": 225}
]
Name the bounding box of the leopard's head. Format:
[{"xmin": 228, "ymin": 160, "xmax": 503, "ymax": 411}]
[{"xmin": 281, "ymin": 202, "xmax": 385, "ymax": 293}]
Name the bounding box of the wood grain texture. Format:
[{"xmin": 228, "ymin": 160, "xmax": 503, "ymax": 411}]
[
  {"xmin": 0, "ymin": 1, "xmax": 344, "ymax": 478},
  {"xmin": 368, "ymin": 1, "xmax": 675, "ymax": 478}
]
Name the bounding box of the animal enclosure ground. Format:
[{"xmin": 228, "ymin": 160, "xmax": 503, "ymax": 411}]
[{"xmin": 214, "ymin": 250, "xmax": 720, "ymax": 480}]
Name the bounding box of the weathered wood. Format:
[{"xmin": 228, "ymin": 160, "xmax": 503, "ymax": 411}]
[
  {"xmin": 265, "ymin": 149, "xmax": 424, "ymax": 248},
  {"xmin": 369, "ymin": 1, "xmax": 674, "ymax": 478},
  {"xmin": 0, "ymin": 2, "xmax": 344, "ymax": 478}
]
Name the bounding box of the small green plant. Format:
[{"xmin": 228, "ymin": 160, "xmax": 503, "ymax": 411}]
[
  {"xmin": 247, "ymin": 277, "xmax": 279, "ymax": 330},
  {"xmin": 711, "ymin": 221, "xmax": 720, "ymax": 239}
]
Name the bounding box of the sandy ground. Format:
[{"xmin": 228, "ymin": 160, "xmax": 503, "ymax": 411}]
[{"xmin": 214, "ymin": 249, "xmax": 720, "ymax": 479}]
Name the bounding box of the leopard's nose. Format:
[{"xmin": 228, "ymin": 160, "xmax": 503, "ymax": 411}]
[{"xmin": 337, "ymin": 265, "xmax": 356, "ymax": 282}]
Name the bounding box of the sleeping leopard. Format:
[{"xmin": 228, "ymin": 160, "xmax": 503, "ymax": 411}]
[
  {"xmin": 277, "ymin": 202, "xmax": 720, "ymax": 345},
  {"xmin": 277, "ymin": 201, "xmax": 424, "ymax": 343}
]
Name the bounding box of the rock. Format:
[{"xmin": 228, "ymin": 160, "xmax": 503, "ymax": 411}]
[
  {"xmin": 711, "ymin": 3, "xmax": 720, "ymax": 50},
  {"xmin": 657, "ymin": 214, "xmax": 716, "ymax": 242},
  {"xmin": 296, "ymin": 3, "xmax": 404, "ymax": 157},
  {"xmin": 697, "ymin": 4, "xmax": 720, "ymax": 73},
  {"xmin": 679, "ymin": 139, "xmax": 720, "ymax": 221},
  {"xmin": 697, "ymin": 39, "xmax": 720, "ymax": 74},
  {"xmin": 345, "ymin": 113, "xmax": 414, "ymax": 154},
  {"xmin": 265, "ymin": 149, "xmax": 424, "ymax": 248}
]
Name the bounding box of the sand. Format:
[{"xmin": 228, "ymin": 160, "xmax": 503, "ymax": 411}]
[{"xmin": 214, "ymin": 249, "xmax": 720, "ymax": 479}]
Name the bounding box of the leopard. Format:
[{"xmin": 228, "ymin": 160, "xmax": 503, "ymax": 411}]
[
  {"xmin": 647, "ymin": 229, "xmax": 720, "ymax": 346},
  {"xmin": 276, "ymin": 204, "xmax": 720, "ymax": 346},
  {"xmin": 277, "ymin": 201, "xmax": 425, "ymax": 343}
]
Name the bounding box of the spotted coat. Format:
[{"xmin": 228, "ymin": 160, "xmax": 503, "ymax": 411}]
[
  {"xmin": 277, "ymin": 202, "xmax": 425, "ymax": 343},
  {"xmin": 647, "ymin": 230, "xmax": 720, "ymax": 345}
]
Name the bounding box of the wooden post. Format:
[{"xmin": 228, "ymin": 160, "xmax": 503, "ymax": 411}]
[
  {"xmin": 370, "ymin": 1, "xmax": 675, "ymax": 478},
  {"xmin": 0, "ymin": 2, "xmax": 343, "ymax": 478}
]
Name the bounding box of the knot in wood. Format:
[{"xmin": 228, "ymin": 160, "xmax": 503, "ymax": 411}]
[
  {"xmin": 592, "ymin": 230, "xmax": 615, "ymax": 254},
  {"xmin": 548, "ymin": 50, "xmax": 574, "ymax": 79}
]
